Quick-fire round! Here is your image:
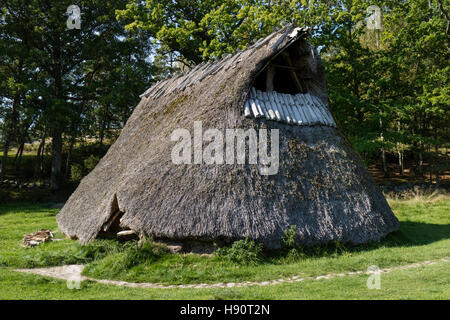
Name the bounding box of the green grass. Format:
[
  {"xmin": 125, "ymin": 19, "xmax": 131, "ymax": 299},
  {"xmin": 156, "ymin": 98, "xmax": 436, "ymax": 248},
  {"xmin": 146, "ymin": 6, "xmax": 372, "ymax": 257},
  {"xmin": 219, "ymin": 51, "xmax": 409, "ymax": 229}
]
[
  {"xmin": 0, "ymin": 196, "xmax": 448, "ymax": 299},
  {"xmin": 0, "ymin": 261, "xmax": 448, "ymax": 299},
  {"xmin": 84, "ymin": 196, "xmax": 450, "ymax": 285}
]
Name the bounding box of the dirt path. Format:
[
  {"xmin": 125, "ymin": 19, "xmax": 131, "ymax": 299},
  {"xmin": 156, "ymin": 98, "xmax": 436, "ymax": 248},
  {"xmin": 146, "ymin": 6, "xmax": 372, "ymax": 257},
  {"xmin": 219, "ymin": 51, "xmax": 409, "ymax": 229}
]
[{"xmin": 14, "ymin": 257, "xmax": 449, "ymax": 289}]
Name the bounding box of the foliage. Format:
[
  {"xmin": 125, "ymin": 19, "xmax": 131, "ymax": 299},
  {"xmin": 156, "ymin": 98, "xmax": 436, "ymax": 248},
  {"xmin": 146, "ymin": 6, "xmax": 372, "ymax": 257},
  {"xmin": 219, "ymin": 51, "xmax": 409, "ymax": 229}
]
[
  {"xmin": 216, "ymin": 237, "xmax": 263, "ymax": 265},
  {"xmin": 282, "ymin": 225, "xmax": 298, "ymax": 249},
  {"xmin": 70, "ymin": 164, "xmax": 84, "ymax": 182},
  {"xmin": 0, "ymin": 0, "xmax": 448, "ymax": 188},
  {"xmin": 0, "ymin": 0, "xmax": 154, "ymax": 187},
  {"xmin": 83, "ymin": 155, "xmax": 100, "ymax": 172}
]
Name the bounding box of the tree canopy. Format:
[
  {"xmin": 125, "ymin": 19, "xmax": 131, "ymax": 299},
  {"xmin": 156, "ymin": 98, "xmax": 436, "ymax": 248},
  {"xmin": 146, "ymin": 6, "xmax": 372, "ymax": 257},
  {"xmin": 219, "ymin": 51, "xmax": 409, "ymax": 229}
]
[{"xmin": 0, "ymin": 0, "xmax": 448, "ymax": 190}]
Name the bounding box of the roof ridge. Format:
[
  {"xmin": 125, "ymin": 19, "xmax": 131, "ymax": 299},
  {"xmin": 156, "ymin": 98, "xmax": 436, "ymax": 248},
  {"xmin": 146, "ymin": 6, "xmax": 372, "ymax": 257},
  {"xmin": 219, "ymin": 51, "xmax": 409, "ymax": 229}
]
[{"xmin": 140, "ymin": 24, "xmax": 310, "ymax": 99}]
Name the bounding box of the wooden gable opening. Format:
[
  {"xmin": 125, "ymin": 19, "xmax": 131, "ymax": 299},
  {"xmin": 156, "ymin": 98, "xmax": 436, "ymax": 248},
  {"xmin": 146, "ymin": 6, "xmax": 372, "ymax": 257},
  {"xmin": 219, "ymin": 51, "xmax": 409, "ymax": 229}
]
[{"xmin": 245, "ymin": 39, "xmax": 335, "ymax": 127}]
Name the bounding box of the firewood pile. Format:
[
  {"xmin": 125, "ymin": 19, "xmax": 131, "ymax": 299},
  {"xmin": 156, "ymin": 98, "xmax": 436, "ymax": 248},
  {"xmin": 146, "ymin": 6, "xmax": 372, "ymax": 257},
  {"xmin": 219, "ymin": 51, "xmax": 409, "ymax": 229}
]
[{"xmin": 22, "ymin": 229, "xmax": 54, "ymax": 247}]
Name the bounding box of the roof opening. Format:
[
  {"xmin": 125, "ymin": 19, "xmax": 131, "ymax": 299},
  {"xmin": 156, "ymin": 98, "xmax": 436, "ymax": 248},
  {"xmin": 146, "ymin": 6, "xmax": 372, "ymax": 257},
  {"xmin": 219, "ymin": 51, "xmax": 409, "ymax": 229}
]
[
  {"xmin": 245, "ymin": 39, "xmax": 335, "ymax": 127},
  {"xmin": 253, "ymin": 40, "xmax": 311, "ymax": 95}
]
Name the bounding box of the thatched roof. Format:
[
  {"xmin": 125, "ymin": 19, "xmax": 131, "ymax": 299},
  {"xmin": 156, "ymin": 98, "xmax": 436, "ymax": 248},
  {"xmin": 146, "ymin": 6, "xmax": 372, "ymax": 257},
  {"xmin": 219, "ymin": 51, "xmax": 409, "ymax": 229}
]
[{"xmin": 57, "ymin": 25, "xmax": 399, "ymax": 249}]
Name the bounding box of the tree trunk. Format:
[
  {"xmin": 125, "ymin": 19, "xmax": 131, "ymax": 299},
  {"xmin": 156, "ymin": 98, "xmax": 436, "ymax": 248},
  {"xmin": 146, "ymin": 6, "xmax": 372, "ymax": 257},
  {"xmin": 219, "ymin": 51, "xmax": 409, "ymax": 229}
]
[
  {"xmin": 16, "ymin": 143, "xmax": 24, "ymax": 170},
  {"xmin": 50, "ymin": 128, "xmax": 63, "ymax": 190},
  {"xmin": 34, "ymin": 130, "xmax": 46, "ymax": 179},
  {"xmin": 398, "ymin": 150, "xmax": 404, "ymax": 176},
  {"xmin": 99, "ymin": 106, "xmax": 109, "ymax": 147},
  {"xmin": 381, "ymin": 143, "xmax": 388, "ymax": 177},
  {"xmin": 65, "ymin": 135, "xmax": 76, "ymax": 178},
  {"xmin": 0, "ymin": 141, "xmax": 10, "ymax": 180},
  {"xmin": 418, "ymin": 143, "xmax": 423, "ymax": 176},
  {"xmin": 379, "ymin": 116, "xmax": 389, "ymax": 178}
]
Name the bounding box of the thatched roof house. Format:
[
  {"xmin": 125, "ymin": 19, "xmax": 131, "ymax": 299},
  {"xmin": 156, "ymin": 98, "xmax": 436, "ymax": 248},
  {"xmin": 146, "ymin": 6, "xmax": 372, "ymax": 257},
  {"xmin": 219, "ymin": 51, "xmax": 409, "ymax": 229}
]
[{"xmin": 57, "ymin": 25, "xmax": 399, "ymax": 249}]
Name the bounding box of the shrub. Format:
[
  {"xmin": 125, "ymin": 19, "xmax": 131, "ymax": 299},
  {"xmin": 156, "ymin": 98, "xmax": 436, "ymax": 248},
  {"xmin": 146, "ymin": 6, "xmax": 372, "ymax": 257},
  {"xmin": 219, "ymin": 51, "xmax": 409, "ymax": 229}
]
[
  {"xmin": 216, "ymin": 237, "xmax": 262, "ymax": 265},
  {"xmin": 84, "ymin": 154, "xmax": 100, "ymax": 172},
  {"xmin": 282, "ymin": 225, "xmax": 298, "ymax": 249},
  {"xmin": 70, "ymin": 164, "xmax": 83, "ymax": 181},
  {"xmin": 122, "ymin": 239, "xmax": 168, "ymax": 268},
  {"xmin": 284, "ymin": 248, "xmax": 305, "ymax": 262}
]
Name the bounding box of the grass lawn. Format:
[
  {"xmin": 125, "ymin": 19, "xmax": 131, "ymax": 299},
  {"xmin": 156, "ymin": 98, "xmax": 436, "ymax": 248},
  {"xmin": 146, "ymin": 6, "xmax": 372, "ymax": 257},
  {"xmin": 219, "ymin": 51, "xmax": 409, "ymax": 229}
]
[{"xmin": 0, "ymin": 194, "xmax": 448, "ymax": 299}]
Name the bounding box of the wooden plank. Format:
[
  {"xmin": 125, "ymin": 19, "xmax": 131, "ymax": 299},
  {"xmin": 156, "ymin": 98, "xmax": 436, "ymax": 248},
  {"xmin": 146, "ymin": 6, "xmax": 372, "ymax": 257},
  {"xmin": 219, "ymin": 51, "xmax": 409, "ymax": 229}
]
[
  {"xmin": 309, "ymin": 95, "xmax": 331, "ymax": 126},
  {"xmin": 287, "ymin": 94, "xmax": 304, "ymax": 125},
  {"xmin": 268, "ymin": 92, "xmax": 282, "ymax": 121},
  {"xmin": 152, "ymin": 79, "xmax": 170, "ymax": 98},
  {"xmin": 244, "ymin": 100, "xmax": 252, "ymax": 118},
  {"xmin": 146, "ymin": 80, "xmax": 163, "ymax": 97},
  {"xmin": 311, "ymin": 95, "xmax": 336, "ymax": 126},
  {"xmin": 256, "ymin": 90, "xmax": 270, "ymax": 119},
  {"xmin": 271, "ymin": 26, "xmax": 293, "ymax": 51},
  {"xmin": 303, "ymin": 94, "xmax": 320, "ymax": 124},
  {"xmin": 276, "ymin": 92, "xmax": 291, "ymax": 123},
  {"xmin": 249, "ymin": 98, "xmax": 261, "ymax": 118},
  {"xmin": 295, "ymin": 94, "xmax": 313, "ymax": 124},
  {"xmin": 254, "ymin": 97, "xmax": 264, "ymax": 116},
  {"xmin": 279, "ymin": 93, "xmax": 292, "ymax": 123},
  {"xmin": 197, "ymin": 61, "xmax": 215, "ymax": 82},
  {"xmin": 281, "ymin": 94, "xmax": 295, "ymax": 123},
  {"xmin": 272, "ymin": 92, "xmax": 287, "ymax": 122},
  {"xmin": 303, "ymin": 93, "xmax": 320, "ymax": 123},
  {"xmin": 307, "ymin": 93, "xmax": 328, "ymax": 125},
  {"xmin": 263, "ymin": 92, "xmax": 277, "ymax": 120},
  {"xmin": 255, "ymin": 29, "xmax": 279, "ymax": 48}
]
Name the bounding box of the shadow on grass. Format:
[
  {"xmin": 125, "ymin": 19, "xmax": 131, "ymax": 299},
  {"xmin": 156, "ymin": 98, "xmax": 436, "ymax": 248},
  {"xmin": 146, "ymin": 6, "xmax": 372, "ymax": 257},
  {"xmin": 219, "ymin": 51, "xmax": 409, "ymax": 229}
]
[
  {"xmin": 384, "ymin": 221, "xmax": 450, "ymax": 246},
  {"xmin": 265, "ymin": 221, "xmax": 450, "ymax": 261},
  {"xmin": 0, "ymin": 202, "xmax": 448, "ymax": 269},
  {"xmin": 0, "ymin": 202, "xmax": 62, "ymax": 216}
]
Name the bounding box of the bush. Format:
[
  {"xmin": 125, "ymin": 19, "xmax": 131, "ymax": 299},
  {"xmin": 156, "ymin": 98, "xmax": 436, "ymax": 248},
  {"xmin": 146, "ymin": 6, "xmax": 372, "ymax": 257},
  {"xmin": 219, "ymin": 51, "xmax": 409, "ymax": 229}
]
[
  {"xmin": 122, "ymin": 239, "xmax": 168, "ymax": 268},
  {"xmin": 282, "ymin": 225, "xmax": 298, "ymax": 249},
  {"xmin": 70, "ymin": 164, "xmax": 83, "ymax": 181},
  {"xmin": 216, "ymin": 237, "xmax": 262, "ymax": 265},
  {"xmin": 84, "ymin": 154, "xmax": 100, "ymax": 172}
]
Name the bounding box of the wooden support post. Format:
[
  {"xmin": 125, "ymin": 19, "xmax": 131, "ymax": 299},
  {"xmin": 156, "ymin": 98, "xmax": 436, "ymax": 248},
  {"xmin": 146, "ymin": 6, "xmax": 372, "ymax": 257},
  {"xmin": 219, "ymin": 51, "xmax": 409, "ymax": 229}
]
[
  {"xmin": 281, "ymin": 52, "xmax": 305, "ymax": 93},
  {"xmin": 266, "ymin": 66, "xmax": 275, "ymax": 92}
]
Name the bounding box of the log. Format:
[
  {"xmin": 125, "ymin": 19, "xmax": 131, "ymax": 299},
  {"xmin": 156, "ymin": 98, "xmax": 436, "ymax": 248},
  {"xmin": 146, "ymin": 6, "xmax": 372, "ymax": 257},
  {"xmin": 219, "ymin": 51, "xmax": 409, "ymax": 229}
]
[
  {"xmin": 102, "ymin": 210, "xmax": 121, "ymax": 232},
  {"xmin": 117, "ymin": 230, "xmax": 136, "ymax": 237}
]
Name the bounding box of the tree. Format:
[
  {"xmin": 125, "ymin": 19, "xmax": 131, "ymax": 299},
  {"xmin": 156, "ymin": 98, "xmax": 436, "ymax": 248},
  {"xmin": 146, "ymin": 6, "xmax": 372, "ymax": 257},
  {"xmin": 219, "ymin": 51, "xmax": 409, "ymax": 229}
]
[{"xmin": 1, "ymin": 0, "xmax": 154, "ymax": 188}]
